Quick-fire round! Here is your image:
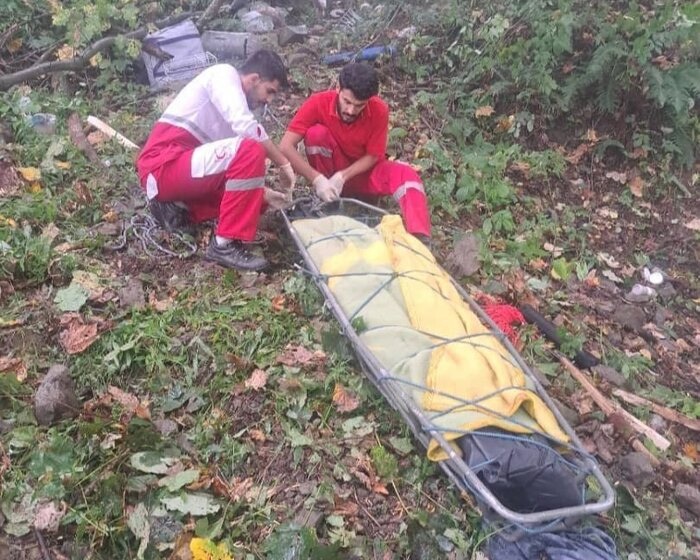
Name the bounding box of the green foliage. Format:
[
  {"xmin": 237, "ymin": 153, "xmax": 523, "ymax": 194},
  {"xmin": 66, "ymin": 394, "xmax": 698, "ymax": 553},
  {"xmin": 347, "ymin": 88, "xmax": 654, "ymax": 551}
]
[{"xmin": 402, "ymin": 0, "xmax": 700, "ymax": 166}]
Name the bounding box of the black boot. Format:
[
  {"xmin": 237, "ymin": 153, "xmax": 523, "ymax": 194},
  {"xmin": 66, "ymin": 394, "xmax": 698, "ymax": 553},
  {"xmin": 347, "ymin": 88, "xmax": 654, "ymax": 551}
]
[{"xmin": 204, "ymin": 238, "xmax": 268, "ymax": 271}]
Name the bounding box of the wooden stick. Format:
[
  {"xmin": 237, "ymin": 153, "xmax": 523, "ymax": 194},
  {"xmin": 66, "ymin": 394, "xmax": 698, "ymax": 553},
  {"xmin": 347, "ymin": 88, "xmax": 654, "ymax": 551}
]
[
  {"xmin": 86, "ymin": 116, "xmax": 139, "ymax": 150},
  {"xmin": 613, "ymin": 389, "xmax": 700, "ymax": 432},
  {"xmin": 557, "ymin": 353, "xmax": 671, "ymax": 451}
]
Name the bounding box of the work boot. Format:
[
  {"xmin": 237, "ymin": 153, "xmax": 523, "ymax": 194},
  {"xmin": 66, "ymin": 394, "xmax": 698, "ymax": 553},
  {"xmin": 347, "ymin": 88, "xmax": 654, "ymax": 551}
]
[
  {"xmin": 205, "ymin": 238, "xmax": 268, "ymax": 271},
  {"xmin": 148, "ymin": 199, "xmax": 193, "ymax": 233}
]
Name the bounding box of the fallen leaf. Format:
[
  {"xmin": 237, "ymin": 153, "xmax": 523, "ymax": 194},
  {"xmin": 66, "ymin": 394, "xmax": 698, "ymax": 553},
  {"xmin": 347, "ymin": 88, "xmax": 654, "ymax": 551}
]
[
  {"xmin": 583, "ymin": 269, "xmax": 599, "ymax": 288},
  {"xmin": 189, "ymin": 538, "xmax": 232, "ymax": 560},
  {"xmin": 249, "ymin": 429, "xmax": 266, "ymax": 442},
  {"xmin": 682, "ymin": 442, "xmax": 698, "ymax": 463},
  {"xmin": 87, "ymin": 130, "xmax": 107, "ymax": 146},
  {"xmin": 596, "ymin": 207, "xmax": 618, "ymax": 219},
  {"xmin": 475, "ymin": 105, "xmax": 495, "ymax": 118},
  {"xmin": 126, "ymin": 503, "xmax": 150, "ymax": 559},
  {"xmin": 271, "ymin": 295, "xmax": 286, "ymax": 312},
  {"xmin": 54, "ymin": 283, "xmax": 89, "ymax": 312},
  {"xmin": 543, "ymin": 242, "xmax": 563, "ymax": 257},
  {"xmin": 28, "ymin": 182, "xmax": 42, "ymax": 193},
  {"xmin": 58, "ymin": 314, "xmax": 100, "ymax": 354},
  {"xmin": 605, "ymin": 171, "xmax": 628, "ymax": 184},
  {"xmin": 684, "ymin": 218, "xmax": 700, "ymax": 231},
  {"xmin": 17, "ymin": 167, "xmax": 41, "ymax": 182},
  {"xmin": 372, "ymin": 482, "xmax": 389, "ymax": 495},
  {"xmin": 0, "ymin": 356, "xmax": 27, "ymax": 382},
  {"xmin": 33, "ymin": 501, "xmax": 66, "ymax": 532},
  {"xmin": 0, "ymin": 161, "xmax": 22, "ymax": 197},
  {"xmin": 597, "ymin": 252, "xmax": 620, "ymax": 269},
  {"xmin": 72, "ymin": 270, "xmax": 107, "ymax": 301},
  {"xmin": 56, "ymin": 44, "xmax": 76, "ymax": 60},
  {"xmin": 494, "ymin": 114, "xmax": 514, "ymax": 133},
  {"xmin": 277, "ymin": 377, "xmax": 303, "ymax": 392},
  {"xmin": 41, "ymin": 222, "xmax": 60, "ymax": 243},
  {"xmin": 628, "ymin": 176, "xmax": 644, "ymax": 197},
  {"xmin": 332, "ymin": 383, "xmax": 360, "ymax": 413},
  {"xmin": 244, "ymin": 368, "xmax": 268, "ymax": 390},
  {"xmin": 562, "ymin": 62, "xmax": 575, "ymax": 74},
  {"xmin": 601, "ymin": 269, "xmax": 624, "ymax": 283},
  {"xmin": 148, "ymin": 292, "xmax": 174, "ymax": 312},
  {"xmin": 277, "ymin": 344, "xmax": 326, "ymax": 367},
  {"xmin": 107, "ymin": 386, "xmax": 151, "ymax": 420},
  {"xmin": 565, "ymin": 143, "xmax": 590, "ymax": 164},
  {"xmin": 529, "ymin": 258, "xmax": 547, "ymax": 271},
  {"xmin": 585, "ymin": 129, "xmax": 599, "ymax": 142},
  {"xmin": 54, "ymin": 161, "xmax": 71, "ymax": 170},
  {"xmin": 6, "ymin": 37, "xmax": 23, "ymax": 54}
]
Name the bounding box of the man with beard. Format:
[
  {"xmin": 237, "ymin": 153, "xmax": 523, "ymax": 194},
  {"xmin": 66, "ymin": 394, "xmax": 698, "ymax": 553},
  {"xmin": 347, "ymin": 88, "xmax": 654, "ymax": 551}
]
[
  {"xmin": 279, "ymin": 63, "xmax": 431, "ymax": 240},
  {"xmin": 136, "ymin": 50, "xmax": 295, "ymax": 271}
]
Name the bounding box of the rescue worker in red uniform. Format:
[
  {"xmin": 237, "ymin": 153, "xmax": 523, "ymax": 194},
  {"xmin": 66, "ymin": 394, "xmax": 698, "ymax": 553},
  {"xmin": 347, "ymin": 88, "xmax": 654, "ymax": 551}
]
[
  {"xmin": 136, "ymin": 50, "xmax": 295, "ymax": 271},
  {"xmin": 280, "ymin": 63, "xmax": 431, "ymax": 240}
]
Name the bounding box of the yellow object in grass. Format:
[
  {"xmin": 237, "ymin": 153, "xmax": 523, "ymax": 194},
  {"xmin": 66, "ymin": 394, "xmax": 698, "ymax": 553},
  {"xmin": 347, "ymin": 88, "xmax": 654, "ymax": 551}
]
[{"xmin": 190, "ymin": 538, "xmax": 233, "ymax": 560}]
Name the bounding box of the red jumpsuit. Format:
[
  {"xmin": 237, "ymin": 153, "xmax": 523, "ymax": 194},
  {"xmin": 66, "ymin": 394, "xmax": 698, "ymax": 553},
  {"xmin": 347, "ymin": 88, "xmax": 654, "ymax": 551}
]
[
  {"xmin": 287, "ymin": 90, "xmax": 431, "ymax": 236},
  {"xmin": 136, "ymin": 64, "xmax": 268, "ymax": 241}
]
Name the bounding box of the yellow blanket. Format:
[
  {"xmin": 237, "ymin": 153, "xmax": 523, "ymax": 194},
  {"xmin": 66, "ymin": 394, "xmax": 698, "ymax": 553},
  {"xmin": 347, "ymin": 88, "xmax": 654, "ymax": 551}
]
[{"xmin": 293, "ymin": 214, "xmax": 568, "ymax": 461}]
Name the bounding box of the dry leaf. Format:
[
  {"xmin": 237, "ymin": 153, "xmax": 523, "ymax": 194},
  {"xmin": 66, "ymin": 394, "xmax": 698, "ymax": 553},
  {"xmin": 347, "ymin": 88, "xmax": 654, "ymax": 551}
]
[
  {"xmin": 0, "ymin": 356, "xmax": 27, "ymax": 382},
  {"xmin": 33, "ymin": 501, "xmax": 66, "ymax": 532},
  {"xmin": 684, "ymin": 218, "xmax": 700, "ymax": 231},
  {"xmin": 543, "ymin": 242, "xmax": 563, "ymax": 257},
  {"xmin": 249, "ymin": 429, "xmax": 266, "ymax": 442},
  {"xmin": 565, "ymin": 143, "xmax": 591, "ymax": 165},
  {"xmin": 56, "ymin": 44, "xmax": 76, "ymax": 61},
  {"xmin": 41, "ymin": 222, "xmax": 60, "ymax": 243},
  {"xmin": 529, "ymin": 258, "xmax": 547, "ymax": 271},
  {"xmin": 474, "ymin": 105, "xmax": 495, "ymax": 118},
  {"xmin": 277, "ymin": 344, "xmax": 326, "ymax": 367},
  {"xmin": 18, "ymin": 166, "xmax": 41, "ymax": 182},
  {"xmin": 605, "ymin": 171, "xmax": 627, "ymax": 184},
  {"xmin": 28, "ymin": 182, "xmax": 42, "ymax": 193},
  {"xmin": 372, "ymin": 482, "xmax": 389, "ymax": 496},
  {"xmin": 585, "ymin": 129, "xmax": 599, "ymax": 142},
  {"xmin": 332, "ymin": 383, "xmax": 360, "ymax": 413},
  {"xmin": 271, "ymin": 295, "xmax": 286, "ymax": 312},
  {"xmin": 583, "ymin": 269, "xmax": 599, "ymax": 288},
  {"xmin": 148, "ymin": 292, "xmax": 174, "ymax": 312},
  {"xmin": 6, "ymin": 37, "xmax": 23, "ymax": 54},
  {"xmin": 58, "ymin": 314, "xmax": 101, "ymax": 354},
  {"xmin": 562, "ymin": 62, "xmax": 575, "ymax": 74},
  {"xmin": 0, "ymin": 161, "xmax": 22, "ymax": 198},
  {"xmin": 87, "ymin": 130, "xmax": 107, "ymax": 146},
  {"xmin": 277, "ymin": 377, "xmax": 303, "ymax": 392},
  {"xmin": 494, "ymin": 115, "xmax": 514, "ymax": 133},
  {"xmin": 682, "ymin": 442, "xmax": 698, "ymax": 462},
  {"xmin": 244, "ymin": 368, "xmax": 268, "ymax": 390},
  {"xmin": 628, "ymin": 176, "xmax": 644, "ymax": 197}
]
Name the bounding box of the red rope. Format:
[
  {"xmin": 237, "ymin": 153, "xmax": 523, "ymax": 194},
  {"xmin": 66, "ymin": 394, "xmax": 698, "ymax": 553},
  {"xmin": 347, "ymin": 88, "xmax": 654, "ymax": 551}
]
[{"xmin": 476, "ymin": 294, "xmax": 525, "ymax": 346}]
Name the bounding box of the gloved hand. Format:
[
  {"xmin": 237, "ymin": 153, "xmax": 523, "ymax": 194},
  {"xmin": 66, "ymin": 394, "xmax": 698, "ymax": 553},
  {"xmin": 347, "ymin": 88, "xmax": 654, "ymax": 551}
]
[
  {"xmin": 328, "ymin": 171, "xmax": 345, "ymax": 197},
  {"xmin": 279, "ymin": 162, "xmax": 296, "ymax": 192},
  {"xmin": 264, "ymin": 187, "xmax": 292, "ymax": 210},
  {"xmin": 312, "ymin": 174, "xmax": 340, "ymax": 203}
]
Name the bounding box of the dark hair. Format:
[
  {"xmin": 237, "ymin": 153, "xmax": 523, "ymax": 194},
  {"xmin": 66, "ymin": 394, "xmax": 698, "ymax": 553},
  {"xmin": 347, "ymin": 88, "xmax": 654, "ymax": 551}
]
[
  {"xmin": 338, "ymin": 63, "xmax": 379, "ymax": 100},
  {"xmin": 240, "ymin": 49, "xmax": 288, "ymax": 87}
]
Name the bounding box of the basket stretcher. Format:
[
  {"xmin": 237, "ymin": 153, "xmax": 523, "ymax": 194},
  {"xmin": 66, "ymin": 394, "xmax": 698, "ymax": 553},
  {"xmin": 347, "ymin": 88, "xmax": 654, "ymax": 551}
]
[{"xmin": 281, "ymin": 198, "xmax": 615, "ymax": 537}]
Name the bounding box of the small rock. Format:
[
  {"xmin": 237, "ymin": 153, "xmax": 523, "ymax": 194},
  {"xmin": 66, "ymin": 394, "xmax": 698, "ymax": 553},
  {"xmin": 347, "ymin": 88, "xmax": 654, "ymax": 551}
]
[
  {"xmin": 446, "ymin": 232, "xmax": 480, "ymax": 277},
  {"xmin": 95, "ymin": 222, "xmax": 122, "ymax": 236},
  {"xmin": 277, "ymin": 25, "xmax": 308, "ymax": 47},
  {"xmin": 612, "ymin": 304, "xmax": 646, "ymax": 331},
  {"xmin": 553, "ymin": 398, "xmax": 580, "ymax": 426},
  {"xmin": 119, "ymin": 277, "xmax": 146, "ymax": 310},
  {"xmin": 674, "ymin": 483, "xmax": 700, "ymax": 518},
  {"xmin": 34, "ymin": 365, "xmax": 81, "ymax": 426},
  {"xmin": 624, "ymin": 284, "xmax": 656, "ymax": 303},
  {"xmin": 657, "ymin": 283, "xmax": 676, "ymax": 302},
  {"xmin": 648, "ymin": 413, "xmax": 667, "ymax": 434},
  {"xmin": 592, "ymin": 364, "xmax": 626, "ymax": 388},
  {"xmin": 620, "ymin": 452, "xmax": 655, "ymax": 488},
  {"xmin": 482, "ymin": 279, "xmax": 507, "ymax": 295}
]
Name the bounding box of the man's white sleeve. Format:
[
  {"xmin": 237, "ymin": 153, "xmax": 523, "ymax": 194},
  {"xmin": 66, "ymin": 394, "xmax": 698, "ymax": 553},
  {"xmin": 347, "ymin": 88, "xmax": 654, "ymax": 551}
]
[{"xmin": 206, "ymin": 65, "xmax": 269, "ymax": 142}]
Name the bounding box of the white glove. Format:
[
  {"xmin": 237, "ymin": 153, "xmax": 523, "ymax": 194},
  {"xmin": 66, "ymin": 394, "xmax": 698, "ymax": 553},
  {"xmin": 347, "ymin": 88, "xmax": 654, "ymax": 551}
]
[
  {"xmin": 279, "ymin": 162, "xmax": 296, "ymax": 192},
  {"xmin": 328, "ymin": 171, "xmax": 345, "ymax": 196},
  {"xmin": 264, "ymin": 187, "xmax": 292, "ymax": 210},
  {"xmin": 313, "ymin": 174, "xmax": 340, "ymax": 202}
]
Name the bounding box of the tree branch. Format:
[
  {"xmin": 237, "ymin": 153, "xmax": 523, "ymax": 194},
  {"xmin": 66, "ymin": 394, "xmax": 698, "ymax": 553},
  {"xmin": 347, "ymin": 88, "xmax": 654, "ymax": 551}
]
[{"xmin": 0, "ymin": 12, "xmax": 193, "ymax": 91}]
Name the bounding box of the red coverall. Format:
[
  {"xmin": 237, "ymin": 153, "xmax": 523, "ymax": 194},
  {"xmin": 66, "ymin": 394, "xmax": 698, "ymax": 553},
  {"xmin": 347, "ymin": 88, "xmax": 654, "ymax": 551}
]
[{"xmin": 287, "ymin": 90, "xmax": 431, "ymax": 236}]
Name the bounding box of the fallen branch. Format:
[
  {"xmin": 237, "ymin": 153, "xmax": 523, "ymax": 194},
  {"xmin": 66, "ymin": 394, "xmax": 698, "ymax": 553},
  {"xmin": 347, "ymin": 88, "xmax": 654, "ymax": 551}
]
[
  {"xmin": 613, "ymin": 388, "xmax": 700, "ymax": 433},
  {"xmin": 0, "ymin": 12, "xmax": 192, "ymax": 91},
  {"xmin": 557, "ymin": 353, "xmax": 671, "ymax": 451}
]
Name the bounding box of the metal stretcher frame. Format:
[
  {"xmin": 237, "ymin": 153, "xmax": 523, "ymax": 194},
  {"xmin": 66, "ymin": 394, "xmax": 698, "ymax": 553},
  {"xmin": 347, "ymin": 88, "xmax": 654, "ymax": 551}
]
[{"xmin": 281, "ymin": 198, "xmax": 615, "ymax": 535}]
